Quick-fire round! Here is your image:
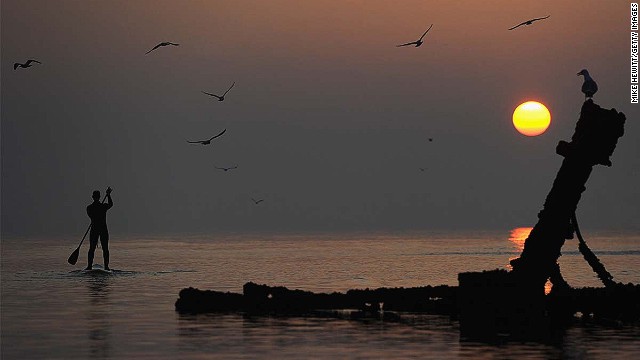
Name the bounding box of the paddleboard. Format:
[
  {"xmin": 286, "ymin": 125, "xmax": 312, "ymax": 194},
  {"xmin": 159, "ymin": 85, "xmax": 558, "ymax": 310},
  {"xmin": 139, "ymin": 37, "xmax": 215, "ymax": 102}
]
[
  {"xmin": 83, "ymin": 268, "xmax": 112, "ymax": 275},
  {"xmin": 82, "ymin": 265, "xmax": 113, "ymax": 275}
]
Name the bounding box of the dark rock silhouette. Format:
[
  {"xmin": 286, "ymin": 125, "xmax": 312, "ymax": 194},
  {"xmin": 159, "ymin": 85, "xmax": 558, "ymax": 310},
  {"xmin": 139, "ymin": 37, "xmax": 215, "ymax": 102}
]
[
  {"xmin": 457, "ymin": 269, "xmax": 640, "ymax": 340},
  {"xmin": 510, "ymin": 100, "xmax": 624, "ymax": 286},
  {"xmin": 175, "ymin": 280, "xmax": 639, "ymax": 328},
  {"xmin": 174, "ymin": 99, "xmax": 638, "ymax": 338},
  {"xmin": 176, "ymin": 282, "xmax": 457, "ymax": 316},
  {"xmin": 459, "ymin": 99, "xmax": 628, "ymax": 339}
]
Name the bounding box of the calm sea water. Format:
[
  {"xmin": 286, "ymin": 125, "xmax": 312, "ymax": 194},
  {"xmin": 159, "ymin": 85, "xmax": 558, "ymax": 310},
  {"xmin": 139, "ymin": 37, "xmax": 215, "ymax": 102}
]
[{"xmin": 2, "ymin": 230, "xmax": 639, "ymax": 359}]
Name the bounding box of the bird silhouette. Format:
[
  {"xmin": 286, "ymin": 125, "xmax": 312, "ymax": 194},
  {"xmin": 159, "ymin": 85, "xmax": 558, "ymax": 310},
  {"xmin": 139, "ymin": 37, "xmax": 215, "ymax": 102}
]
[
  {"xmin": 508, "ymin": 15, "xmax": 550, "ymax": 30},
  {"xmin": 396, "ymin": 24, "xmax": 433, "ymax": 47},
  {"xmin": 419, "ymin": 167, "xmax": 427, "ymax": 172},
  {"xmin": 577, "ymin": 69, "xmax": 598, "ymax": 99},
  {"xmin": 14, "ymin": 59, "xmax": 41, "ymax": 70},
  {"xmin": 187, "ymin": 129, "xmax": 227, "ymax": 145},
  {"xmin": 202, "ymin": 82, "xmax": 235, "ymax": 101},
  {"xmin": 251, "ymin": 198, "xmax": 264, "ymax": 204},
  {"xmin": 215, "ymin": 165, "xmax": 238, "ymax": 172},
  {"xmin": 146, "ymin": 42, "xmax": 179, "ymax": 54}
]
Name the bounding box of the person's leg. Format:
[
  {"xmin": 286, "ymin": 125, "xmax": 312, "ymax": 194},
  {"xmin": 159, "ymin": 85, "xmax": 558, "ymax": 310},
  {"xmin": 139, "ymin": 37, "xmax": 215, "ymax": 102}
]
[
  {"xmin": 101, "ymin": 230, "xmax": 110, "ymax": 270},
  {"xmin": 86, "ymin": 230, "xmax": 98, "ymax": 270}
]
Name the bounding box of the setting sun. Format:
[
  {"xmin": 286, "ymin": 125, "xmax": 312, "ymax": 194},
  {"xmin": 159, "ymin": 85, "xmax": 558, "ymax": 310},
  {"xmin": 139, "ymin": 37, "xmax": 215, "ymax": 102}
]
[{"xmin": 512, "ymin": 101, "xmax": 551, "ymax": 136}]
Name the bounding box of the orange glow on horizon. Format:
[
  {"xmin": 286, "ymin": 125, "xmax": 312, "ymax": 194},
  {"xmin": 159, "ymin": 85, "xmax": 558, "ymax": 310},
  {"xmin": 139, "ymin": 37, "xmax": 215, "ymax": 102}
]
[
  {"xmin": 508, "ymin": 227, "xmax": 533, "ymax": 252},
  {"xmin": 507, "ymin": 227, "xmax": 552, "ymax": 294},
  {"xmin": 544, "ymin": 279, "xmax": 553, "ymax": 295},
  {"xmin": 513, "ymin": 101, "xmax": 551, "ymax": 136}
]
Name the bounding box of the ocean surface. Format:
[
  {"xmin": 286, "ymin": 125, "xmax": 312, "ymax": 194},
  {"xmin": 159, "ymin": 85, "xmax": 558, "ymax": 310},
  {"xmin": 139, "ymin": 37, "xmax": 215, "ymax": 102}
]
[{"xmin": 1, "ymin": 229, "xmax": 639, "ymax": 359}]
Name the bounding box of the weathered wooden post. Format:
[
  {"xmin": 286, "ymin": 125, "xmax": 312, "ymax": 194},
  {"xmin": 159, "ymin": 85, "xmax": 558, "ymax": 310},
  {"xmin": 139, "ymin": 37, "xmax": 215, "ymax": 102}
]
[
  {"xmin": 174, "ymin": 100, "xmax": 637, "ymax": 326},
  {"xmin": 458, "ymin": 100, "xmax": 625, "ymax": 338}
]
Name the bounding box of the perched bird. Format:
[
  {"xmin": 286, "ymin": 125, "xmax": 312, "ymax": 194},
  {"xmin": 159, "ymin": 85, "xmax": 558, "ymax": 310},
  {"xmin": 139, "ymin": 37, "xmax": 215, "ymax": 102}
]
[
  {"xmin": 187, "ymin": 129, "xmax": 227, "ymax": 145},
  {"xmin": 577, "ymin": 69, "xmax": 598, "ymax": 99},
  {"xmin": 396, "ymin": 24, "xmax": 433, "ymax": 48},
  {"xmin": 251, "ymin": 198, "xmax": 264, "ymax": 205},
  {"xmin": 146, "ymin": 42, "xmax": 179, "ymax": 54},
  {"xmin": 215, "ymin": 165, "xmax": 238, "ymax": 172},
  {"xmin": 508, "ymin": 15, "xmax": 550, "ymax": 30},
  {"xmin": 202, "ymin": 82, "xmax": 235, "ymax": 101},
  {"xmin": 14, "ymin": 59, "xmax": 41, "ymax": 70}
]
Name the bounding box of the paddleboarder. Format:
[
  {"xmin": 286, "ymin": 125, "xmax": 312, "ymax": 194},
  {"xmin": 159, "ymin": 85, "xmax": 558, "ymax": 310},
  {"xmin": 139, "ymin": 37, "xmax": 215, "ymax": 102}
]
[{"xmin": 86, "ymin": 187, "xmax": 113, "ymax": 270}]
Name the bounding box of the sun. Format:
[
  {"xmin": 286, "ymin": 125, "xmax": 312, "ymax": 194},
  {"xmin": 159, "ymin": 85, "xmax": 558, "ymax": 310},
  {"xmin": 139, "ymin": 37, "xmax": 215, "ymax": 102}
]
[{"xmin": 512, "ymin": 101, "xmax": 551, "ymax": 136}]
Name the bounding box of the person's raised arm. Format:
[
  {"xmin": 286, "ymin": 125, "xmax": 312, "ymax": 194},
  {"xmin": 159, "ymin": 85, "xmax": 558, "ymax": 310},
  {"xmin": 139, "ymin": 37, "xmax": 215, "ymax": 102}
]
[{"xmin": 106, "ymin": 187, "xmax": 113, "ymax": 209}]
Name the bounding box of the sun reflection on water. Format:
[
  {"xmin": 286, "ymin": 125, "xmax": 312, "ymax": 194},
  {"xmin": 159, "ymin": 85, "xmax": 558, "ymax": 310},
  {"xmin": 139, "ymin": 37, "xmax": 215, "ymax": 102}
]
[
  {"xmin": 508, "ymin": 227, "xmax": 552, "ymax": 294},
  {"xmin": 509, "ymin": 227, "xmax": 533, "ymax": 252}
]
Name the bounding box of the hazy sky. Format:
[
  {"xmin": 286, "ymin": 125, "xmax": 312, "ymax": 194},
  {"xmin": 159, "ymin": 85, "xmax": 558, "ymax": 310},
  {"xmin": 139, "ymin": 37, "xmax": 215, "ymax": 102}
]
[{"xmin": 2, "ymin": 1, "xmax": 639, "ymax": 237}]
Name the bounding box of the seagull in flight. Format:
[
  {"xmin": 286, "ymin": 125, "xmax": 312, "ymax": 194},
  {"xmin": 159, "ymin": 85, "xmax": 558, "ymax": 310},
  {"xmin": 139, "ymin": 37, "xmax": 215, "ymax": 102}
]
[
  {"xmin": 202, "ymin": 82, "xmax": 235, "ymax": 101},
  {"xmin": 146, "ymin": 42, "xmax": 179, "ymax": 54},
  {"xmin": 396, "ymin": 24, "xmax": 433, "ymax": 47},
  {"xmin": 508, "ymin": 15, "xmax": 550, "ymax": 30},
  {"xmin": 215, "ymin": 165, "xmax": 238, "ymax": 172},
  {"xmin": 187, "ymin": 129, "xmax": 227, "ymax": 145},
  {"xmin": 14, "ymin": 59, "xmax": 41, "ymax": 69},
  {"xmin": 251, "ymin": 198, "xmax": 264, "ymax": 205},
  {"xmin": 577, "ymin": 69, "xmax": 598, "ymax": 99}
]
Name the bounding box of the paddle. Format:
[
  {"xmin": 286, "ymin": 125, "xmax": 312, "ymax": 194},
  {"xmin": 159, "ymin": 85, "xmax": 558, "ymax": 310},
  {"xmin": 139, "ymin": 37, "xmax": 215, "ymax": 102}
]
[{"xmin": 67, "ymin": 190, "xmax": 109, "ymax": 265}]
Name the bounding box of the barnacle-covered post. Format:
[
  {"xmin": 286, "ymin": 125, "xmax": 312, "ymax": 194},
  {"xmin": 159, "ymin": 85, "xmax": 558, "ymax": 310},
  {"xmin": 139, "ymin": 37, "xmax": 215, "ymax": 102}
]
[
  {"xmin": 458, "ymin": 100, "xmax": 625, "ymax": 338},
  {"xmin": 509, "ymin": 99, "xmax": 625, "ymax": 287}
]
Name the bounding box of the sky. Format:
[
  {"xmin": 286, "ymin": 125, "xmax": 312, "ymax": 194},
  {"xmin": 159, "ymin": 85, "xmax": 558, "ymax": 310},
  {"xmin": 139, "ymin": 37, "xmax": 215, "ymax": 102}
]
[{"xmin": 2, "ymin": 0, "xmax": 639, "ymax": 237}]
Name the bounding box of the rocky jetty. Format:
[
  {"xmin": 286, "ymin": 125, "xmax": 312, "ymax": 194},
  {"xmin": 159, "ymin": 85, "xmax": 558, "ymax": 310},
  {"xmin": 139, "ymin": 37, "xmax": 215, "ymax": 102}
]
[
  {"xmin": 176, "ymin": 282, "xmax": 457, "ymax": 316},
  {"xmin": 175, "ymin": 100, "xmax": 637, "ymax": 339}
]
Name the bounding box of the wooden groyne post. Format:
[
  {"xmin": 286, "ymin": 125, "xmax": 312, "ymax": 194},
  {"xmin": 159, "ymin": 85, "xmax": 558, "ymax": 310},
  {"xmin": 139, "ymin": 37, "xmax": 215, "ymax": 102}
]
[{"xmin": 458, "ymin": 100, "xmax": 626, "ymax": 337}]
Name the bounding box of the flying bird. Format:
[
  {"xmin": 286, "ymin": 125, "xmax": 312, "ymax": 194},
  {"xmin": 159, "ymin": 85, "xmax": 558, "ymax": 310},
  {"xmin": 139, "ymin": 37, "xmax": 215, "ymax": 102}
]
[
  {"xmin": 577, "ymin": 69, "xmax": 598, "ymax": 99},
  {"xmin": 187, "ymin": 129, "xmax": 227, "ymax": 145},
  {"xmin": 14, "ymin": 59, "xmax": 41, "ymax": 70},
  {"xmin": 251, "ymin": 198, "xmax": 264, "ymax": 205},
  {"xmin": 396, "ymin": 24, "xmax": 433, "ymax": 48},
  {"xmin": 202, "ymin": 82, "xmax": 235, "ymax": 101},
  {"xmin": 215, "ymin": 165, "xmax": 238, "ymax": 172},
  {"xmin": 146, "ymin": 42, "xmax": 179, "ymax": 54},
  {"xmin": 419, "ymin": 167, "xmax": 427, "ymax": 172},
  {"xmin": 508, "ymin": 15, "xmax": 550, "ymax": 30}
]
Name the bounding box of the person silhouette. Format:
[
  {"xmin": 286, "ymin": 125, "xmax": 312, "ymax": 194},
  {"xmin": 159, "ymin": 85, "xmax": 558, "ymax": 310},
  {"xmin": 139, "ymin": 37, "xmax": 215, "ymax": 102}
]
[{"xmin": 86, "ymin": 187, "xmax": 113, "ymax": 270}]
